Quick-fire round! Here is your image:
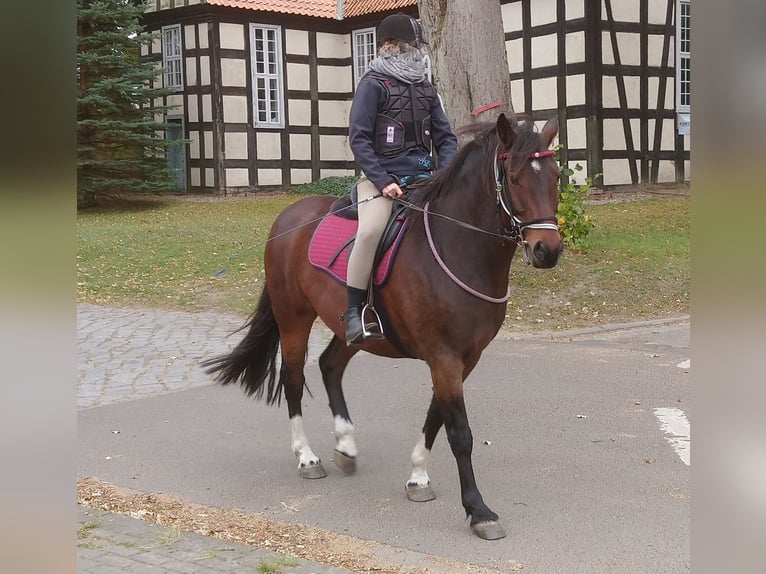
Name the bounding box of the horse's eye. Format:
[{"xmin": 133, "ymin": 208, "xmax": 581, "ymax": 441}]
[{"xmin": 510, "ymin": 176, "xmax": 519, "ymax": 186}]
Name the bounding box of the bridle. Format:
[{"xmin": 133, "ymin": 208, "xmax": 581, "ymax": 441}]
[{"xmin": 494, "ymin": 146, "xmax": 559, "ymax": 257}]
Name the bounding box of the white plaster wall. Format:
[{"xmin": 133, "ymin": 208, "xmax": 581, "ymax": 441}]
[
  {"xmin": 647, "ymin": 34, "xmax": 666, "ymax": 66},
  {"xmin": 566, "ymin": 74, "xmax": 585, "ymax": 106},
  {"xmin": 258, "ymin": 169, "xmax": 283, "ymax": 186},
  {"xmin": 221, "ymin": 58, "xmax": 247, "ymax": 87},
  {"xmin": 606, "ymin": 0, "xmax": 639, "ymax": 22},
  {"xmin": 506, "ymin": 39, "xmax": 524, "ymax": 74},
  {"xmin": 224, "ymin": 132, "xmax": 248, "ymax": 160},
  {"xmin": 603, "ymin": 118, "xmax": 628, "ymax": 150},
  {"xmin": 603, "ymin": 32, "xmax": 641, "ymax": 66},
  {"xmin": 219, "ymin": 23, "xmax": 245, "ymax": 51},
  {"xmin": 160, "ymin": 0, "xmax": 171, "ymax": 10},
  {"xmin": 290, "ymin": 134, "xmax": 312, "ymax": 161},
  {"xmin": 320, "ymin": 135, "xmax": 354, "ymax": 161},
  {"xmin": 200, "ymin": 56, "xmax": 211, "ymax": 85},
  {"xmin": 291, "ymin": 169, "xmax": 314, "ymax": 184},
  {"xmin": 318, "ymin": 66, "xmax": 351, "ymax": 92},
  {"xmin": 204, "ymin": 132, "xmax": 214, "ymax": 159},
  {"xmin": 567, "ymin": 161, "xmax": 589, "ymax": 183},
  {"xmin": 566, "ymin": 31, "xmax": 585, "ymax": 62},
  {"xmin": 288, "ymin": 100, "xmax": 312, "ymax": 126},
  {"xmin": 501, "ymin": 2, "xmax": 521, "ymax": 31},
  {"xmin": 511, "ymin": 79, "xmax": 525, "ymax": 111},
  {"xmin": 647, "ymin": 77, "xmax": 675, "ymax": 109},
  {"xmin": 602, "ymin": 159, "xmax": 633, "ymax": 185},
  {"xmin": 531, "ymin": 0, "xmax": 558, "ymax": 26},
  {"xmin": 321, "ymin": 168, "xmax": 355, "ymax": 179},
  {"xmin": 656, "ymin": 161, "xmax": 676, "ymax": 182},
  {"xmin": 256, "ymin": 132, "xmax": 281, "ymax": 160},
  {"xmin": 316, "ymin": 32, "xmax": 349, "ymax": 59},
  {"xmin": 602, "ymin": 75, "xmax": 641, "ymax": 109},
  {"xmin": 197, "ymin": 23, "xmax": 209, "ymax": 49},
  {"xmin": 531, "ymin": 34, "xmax": 557, "ymax": 68},
  {"xmin": 205, "ymin": 168, "xmax": 215, "ymax": 185},
  {"xmin": 648, "ymin": 0, "xmax": 670, "ymax": 24},
  {"xmin": 185, "ymin": 58, "xmax": 197, "ymax": 86},
  {"xmin": 226, "ymin": 168, "xmax": 250, "ymax": 187},
  {"xmin": 531, "ymin": 77, "xmax": 558, "ymax": 110},
  {"xmin": 184, "ymin": 25, "xmax": 196, "ymax": 50},
  {"xmin": 567, "ymin": 118, "xmax": 587, "ymax": 149},
  {"xmin": 190, "ymin": 167, "xmax": 201, "ymax": 187},
  {"xmin": 188, "ymin": 131, "xmax": 200, "ymax": 159},
  {"xmin": 566, "ymin": 0, "xmax": 585, "ymax": 19},
  {"xmin": 187, "ymin": 96, "xmax": 198, "ymax": 122},
  {"xmin": 319, "ymin": 101, "xmax": 351, "ymax": 128},
  {"xmin": 286, "ymin": 63, "xmax": 310, "ymax": 91},
  {"xmin": 222, "ymin": 95, "xmax": 248, "ymax": 123},
  {"xmin": 285, "ymin": 29, "xmax": 309, "ymax": 56},
  {"xmin": 167, "ymin": 94, "xmax": 183, "ymax": 111}
]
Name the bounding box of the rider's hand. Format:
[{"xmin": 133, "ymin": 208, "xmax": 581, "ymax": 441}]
[{"xmin": 381, "ymin": 182, "xmax": 403, "ymax": 199}]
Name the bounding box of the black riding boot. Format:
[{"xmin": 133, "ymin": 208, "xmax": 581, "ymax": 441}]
[{"xmin": 342, "ymin": 287, "xmax": 381, "ymax": 345}]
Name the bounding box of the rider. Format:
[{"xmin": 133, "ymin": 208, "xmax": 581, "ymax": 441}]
[{"xmin": 343, "ymin": 12, "xmax": 459, "ymax": 345}]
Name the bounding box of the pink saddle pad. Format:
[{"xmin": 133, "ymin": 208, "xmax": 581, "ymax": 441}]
[{"xmin": 308, "ymin": 214, "xmax": 406, "ymax": 286}]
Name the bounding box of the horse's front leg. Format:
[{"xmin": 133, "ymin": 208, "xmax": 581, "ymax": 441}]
[
  {"xmin": 318, "ymin": 335, "xmax": 359, "ymax": 474},
  {"xmin": 406, "ymin": 394, "xmax": 442, "ymax": 501},
  {"xmin": 431, "ymin": 361, "xmax": 506, "ymax": 540},
  {"xmin": 281, "ymin": 342, "xmax": 327, "ymax": 479}
]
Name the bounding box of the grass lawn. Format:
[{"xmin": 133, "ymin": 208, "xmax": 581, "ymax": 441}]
[{"xmin": 77, "ymin": 192, "xmax": 689, "ymax": 334}]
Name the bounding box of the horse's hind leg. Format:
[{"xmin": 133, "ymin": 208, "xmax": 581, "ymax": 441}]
[
  {"xmin": 406, "ymin": 394, "xmax": 442, "ymax": 502},
  {"xmin": 318, "ymin": 335, "xmax": 359, "ymax": 474},
  {"xmin": 280, "ymin": 322, "xmax": 327, "ymax": 479}
]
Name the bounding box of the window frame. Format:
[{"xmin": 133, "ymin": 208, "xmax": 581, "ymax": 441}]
[
  {"xmin": 161, "ymin": 24, "xmax": 183, "ymax": 91},
  {"xmin": 250, "ymin": 23, "xmax": 285, "ymax": 129},
  {"xmin": 676, "ymin": 0, "xmax": 690, "ymax": 113},
  {"xmin": 352, "ymin": 27, "xmax": 376, "ymax": 88}
]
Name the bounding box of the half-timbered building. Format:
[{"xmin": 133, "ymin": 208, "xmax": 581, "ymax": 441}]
[{"xmin": 142, "ymin": 0, "xmax": 690, "ymax": 193}]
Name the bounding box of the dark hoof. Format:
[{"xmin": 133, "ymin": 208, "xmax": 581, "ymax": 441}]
[
  {"xmin": 299, "ymin": 462, "xmax": 327, "ymax": 479},
  {"xmin": 471, "ymin": 520, "xmax": 506, "ymax": 540},
  {"xmin": 405, "ymin": 483, "xmax": 436, "ymax": 502},
  {"xmin": 333, "ymin": 450, "xmax": 356, "ymax": 474}
]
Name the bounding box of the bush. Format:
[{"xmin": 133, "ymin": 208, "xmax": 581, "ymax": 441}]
[
  {"xmin": 556, "ymin": 155, "xmax": 599, "ymax": 252},
  {"xmin": 290, "ymin": 176, "xmax": 356, "ymax": 197}
]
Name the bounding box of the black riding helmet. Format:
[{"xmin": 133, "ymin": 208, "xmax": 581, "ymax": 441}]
[{"xmin": 376, "ymin": 12, "xmax": 425, "ymax": 48}]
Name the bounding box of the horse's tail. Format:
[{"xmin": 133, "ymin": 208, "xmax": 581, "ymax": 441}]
[{"xmin": 201, "ymin": 286, "xmax": 283, "ymax": 405}]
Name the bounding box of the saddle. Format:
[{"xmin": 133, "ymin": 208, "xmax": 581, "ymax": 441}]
[{"xmin": 308, "ymin": 175, "xmax": 429, "ymax": 287}]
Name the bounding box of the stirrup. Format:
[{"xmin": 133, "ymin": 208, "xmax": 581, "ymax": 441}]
[{"xmin": 361, "ymin": 303, "xmax": 385, "ymax": 340}]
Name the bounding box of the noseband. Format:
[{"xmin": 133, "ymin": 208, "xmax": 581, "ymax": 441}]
[{"xmin": 494, "ymin": 147, "xmax": 559, "ymax": 256}]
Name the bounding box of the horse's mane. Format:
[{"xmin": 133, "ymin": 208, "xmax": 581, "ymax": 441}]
[{"xmin": 408, "ymin": 115, "xmax": 543, "ymax": 207}]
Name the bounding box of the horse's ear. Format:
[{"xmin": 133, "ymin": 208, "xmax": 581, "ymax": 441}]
[
  {"xmin": 496, "ymin": 113, "xmax": 516, "ymax": 148},
  {"xmin": 540, "ymin": 116, "xmax": 559, "ymax": 148}
]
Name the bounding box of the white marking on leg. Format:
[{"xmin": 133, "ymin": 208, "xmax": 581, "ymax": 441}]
[
  {"xmin": 407, "ymin": 433, "xmax": 431, "ymax": 487},
  {"xmin": 654, "ymin": 407, "xmax": 691, "ymax": 466},
  {"xmin": 333, "ymin": 415, "xmax": 357, "ymax": 457},
  {"xmin": 290, "ymin": 415, "xmax": 321, "ymax": 468},
  {"xmin": 530, "ymin": 159, "xmax": 541, "ymax": 173}
]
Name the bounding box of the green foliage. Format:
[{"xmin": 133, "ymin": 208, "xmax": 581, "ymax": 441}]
[
  {"xmin": 290, "ymin": 176, "xmax": 356, "ymax": 197},
  {"xmin": 77, "ymin": 0, "xmax": 180, "ymax": 207},
  {"xmin": 555, "ymin": 151, "xmax": 599, "ymax": 252}
]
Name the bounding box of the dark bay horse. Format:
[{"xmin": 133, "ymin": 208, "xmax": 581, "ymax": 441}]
[{"xmin": 202, "ymin": 113, "xmax": 562, "ymax": 539}]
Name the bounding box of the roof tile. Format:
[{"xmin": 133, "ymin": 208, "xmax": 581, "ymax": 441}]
[
  {"xmin": 205, "ymin": 0, "xmax": 338, "ymax": 19},
  {"xmin": 203, "ymin": 0, "xmax": 417, "ymax": 20}
]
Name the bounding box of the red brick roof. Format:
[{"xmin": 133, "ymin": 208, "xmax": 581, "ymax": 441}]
[
  {"xmin": 204, "ymin": 0, "xmax": 417, "ymax": 20},
  {"xmin": 344, "ymin": 0, "xmax": 417, "ymax": 18}
]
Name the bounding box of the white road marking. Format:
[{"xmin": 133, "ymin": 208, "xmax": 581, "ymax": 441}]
[
  {"xmin": 677, "ymin": 359, "xmax": 690, "ymax": 369},
  {"xmin": 654, "ymin": 407, "xmax": 691, "ymax": 466}
]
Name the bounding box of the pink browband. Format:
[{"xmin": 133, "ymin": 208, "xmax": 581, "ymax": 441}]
[{"xmin": 497, "ymin": 150, "xmax": 555, "ymax": 160}]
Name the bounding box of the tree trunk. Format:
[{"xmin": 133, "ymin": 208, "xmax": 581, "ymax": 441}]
[{"xmin": 417, "ymin": 0, "xmax": 514, "ymax": 134}]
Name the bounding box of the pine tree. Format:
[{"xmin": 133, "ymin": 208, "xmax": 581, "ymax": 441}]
[{"xmin": 77, "ymin": 0, "xmax": 179, "ymax": 207}]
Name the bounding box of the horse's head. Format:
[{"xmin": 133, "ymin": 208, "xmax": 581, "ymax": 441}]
[{"xmin": 496, "ymin": 114, "xmax": 563, "ymax": 268}]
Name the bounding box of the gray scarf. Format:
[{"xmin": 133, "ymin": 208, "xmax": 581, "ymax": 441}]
[{"xmin": 368, "ymin": 43, "xmax": 428, "ymax": 84}]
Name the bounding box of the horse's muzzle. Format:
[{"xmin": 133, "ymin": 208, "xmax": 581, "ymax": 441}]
[{"xmin": 530, "ymin": 239, "xmax": 563, "ymax": 268}]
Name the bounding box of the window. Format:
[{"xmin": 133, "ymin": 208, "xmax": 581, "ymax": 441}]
[
  {"xmin": 676, "ymin": 1, "xmax": 690, "ymax": 112},
  {"xmin": 162, "ymin": 25, "xmax": 183, "ymax": 90},
  {"xmin": 352, "ymin": 28, "xmax": 376, "ymax": 88},
  {"xmin": 251, "ymin": 24, "xmax": 284, "ymax": 128}
]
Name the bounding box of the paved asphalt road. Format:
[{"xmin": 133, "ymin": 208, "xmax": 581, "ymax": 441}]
[{"xmin": 78, "ymin": 304, "xmax": 690, "ymax": 573}]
